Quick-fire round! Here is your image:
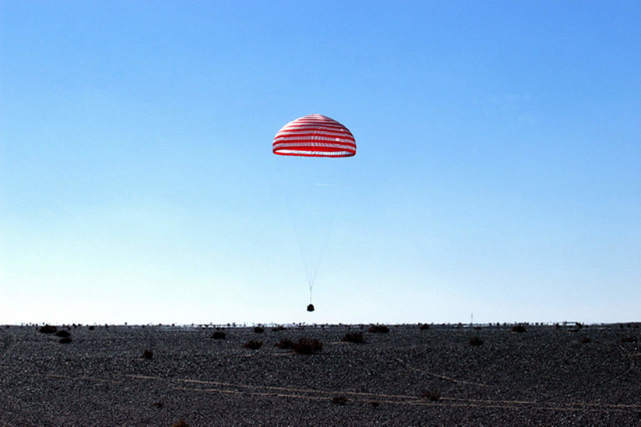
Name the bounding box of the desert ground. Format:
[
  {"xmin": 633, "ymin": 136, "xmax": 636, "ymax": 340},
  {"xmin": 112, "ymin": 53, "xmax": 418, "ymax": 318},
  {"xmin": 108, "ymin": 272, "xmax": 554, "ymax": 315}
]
[{"xmin": 1, "ymin": 322, "xmax": 640, "ymax": 425}]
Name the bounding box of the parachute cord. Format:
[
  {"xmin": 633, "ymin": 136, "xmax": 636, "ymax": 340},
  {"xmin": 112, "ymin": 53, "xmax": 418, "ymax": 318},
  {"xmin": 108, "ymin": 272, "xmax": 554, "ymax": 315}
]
[
  {"xmin": 285, "ymin": 190, "xmax": 313, "ymax": 299},
  {"xmin": 277, "ymin": 172, "xmax": 345, "ymax": 308},
  {"xmin": 307, "ymin": 204, "xmax": 337, "ymax": 300}
]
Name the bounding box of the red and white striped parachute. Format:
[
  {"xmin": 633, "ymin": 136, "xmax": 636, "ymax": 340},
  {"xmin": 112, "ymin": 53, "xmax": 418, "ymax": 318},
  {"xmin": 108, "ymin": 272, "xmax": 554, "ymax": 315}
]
[{"xmin": 272, "ymin": 114, "xmax": 356, "ymax": 157}]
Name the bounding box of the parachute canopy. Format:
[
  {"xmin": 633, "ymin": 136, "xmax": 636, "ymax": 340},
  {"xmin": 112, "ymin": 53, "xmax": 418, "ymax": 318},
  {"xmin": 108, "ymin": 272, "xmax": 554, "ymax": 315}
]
[{"xmin": 273, "ymin": 114, "xmax": 356, "ymax": 158}]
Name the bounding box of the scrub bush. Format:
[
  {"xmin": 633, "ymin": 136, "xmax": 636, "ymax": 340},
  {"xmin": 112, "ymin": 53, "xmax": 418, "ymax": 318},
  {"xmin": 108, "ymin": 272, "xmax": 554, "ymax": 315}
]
[
  {"xmin": 368, "ymin": 325, "xmax": 389, "ymax": 333},
  {"xmin": 244, "ymin": 340, "xmax": 263, "ymax": 350},
  {"xmin": 342, "ymin": 332, "xmax": 365, "ymax": 344},
  {"xmin": 211, "ymin": 331, "xmax": 226, "ymax": 340},
  {"xmin": 469, "ymin": 336, "xmax": 483, "ymax": 346},
  {"xmin": 421, "ymin": 390, "xmax": 441, "ymax": 401},
  {"xmin": 38, "ymin": 325, "xmax": 57, "ymax": 334},
  {"xmin": 332, "ymin": 396, "xmax": 348, "ymax": 405},
  {"xmin": 293, "ymin": 338, "xmax": 322, "ymax": 354}
]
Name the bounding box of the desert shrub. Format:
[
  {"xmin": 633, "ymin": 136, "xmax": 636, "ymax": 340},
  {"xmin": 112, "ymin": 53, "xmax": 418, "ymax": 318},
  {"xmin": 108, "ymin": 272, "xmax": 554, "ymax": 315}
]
[
  {"xmin": 275, "ymin": 338, "xmax": 294, "ymax": 349},
  {"xmin": 342, "ymin": 332, "xmax": 364, "ymax": 344},
  {"xmin": 621, "ymin": 336, "xmax": 638, "ymax": 343},
  {"xmin": 244, "ymin": 340, "xmax": 263, "ymax": 350},
  {"xmin": 512, "ymin": 325, "xmax": 527, "ymax": 333},
  {"xmin": 370, "ymin": 401, "xmax": 380, "ymax": 408},
  {"xmin": 272, "ymin": 325, "xmax": 286, "ymax": 332},
  {"xmin": 469, "ymin": 336, "xmax": 483, "ymax": 346},
  {"xmin": 293, "ymin": 338, "xmax": 322, "ymax": 354},
  {"xmin": 554, "ymin": 323, "xmax": 560, "ymax": 329},
  {"xmin": 59, "ymin": 337, "xmax": 72, "ymax": 344},
  {"xmin": 332, "ymin": 396, "xmax": 348, "ymax": 405},
  {"xmin": 55, "ymin": 330, "xmax": 71, "ymax": 338},
  {"xmin": 172, "ymin": 419, "xmax": 189, "ymax": 427},
  {"xmin": 38, "ymin": 325, "xmax": 57, "ymax": 334},
  {"xmin": 152, "ymin": 401, "xmax": 163, "ymax": 408},
  {"xmin": 142, "ymin": 349, "xmax": 153, "ymax": 360},
  {"xmin": 253, "ymin": 326, "xmax": 264, "ymax": 334},
  {"xmin": 580, "ymin": 337, "xmax": 591, "ymax": 344},
  {"xmin": 419, "ymin": 323, "xmax": 430, "ymax": 330},
  {"xmin": 211, "ymin": 331, "xmax": 226, "ymax": 340},
  {"xmin": 88, "ymin": 325, "xmax": 95, "ymax": 331},
  {"xmin": 421, "ymin": 390, "xmax": 441, "ymax": 401},
  {"xmin": 368, "ymin": 325, "xmax": 389, "ymax": 334}
]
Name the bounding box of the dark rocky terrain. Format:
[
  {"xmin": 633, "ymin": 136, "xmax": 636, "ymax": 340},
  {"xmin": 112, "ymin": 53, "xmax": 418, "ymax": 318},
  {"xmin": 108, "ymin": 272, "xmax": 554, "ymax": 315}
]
[{"xmin": 1, "ymin": 323, "xmax": 640, "ymax": 425}]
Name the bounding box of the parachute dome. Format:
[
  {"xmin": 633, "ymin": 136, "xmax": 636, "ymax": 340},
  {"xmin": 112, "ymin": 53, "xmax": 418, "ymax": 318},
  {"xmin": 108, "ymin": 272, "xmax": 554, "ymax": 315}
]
[{"xmin": 273, "ymin": 114, "xmax": 356, "ymax": 158}]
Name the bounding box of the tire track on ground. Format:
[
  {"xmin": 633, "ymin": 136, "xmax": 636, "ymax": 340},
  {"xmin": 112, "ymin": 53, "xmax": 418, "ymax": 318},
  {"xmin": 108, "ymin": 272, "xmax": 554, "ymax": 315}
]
[
  {"xmin": 395, "ymin": 357, "xmax": 490, "ymax": 387},
  {"xmin": 46, "ymin": 373, "xmax": 641, "ymax": 414}
]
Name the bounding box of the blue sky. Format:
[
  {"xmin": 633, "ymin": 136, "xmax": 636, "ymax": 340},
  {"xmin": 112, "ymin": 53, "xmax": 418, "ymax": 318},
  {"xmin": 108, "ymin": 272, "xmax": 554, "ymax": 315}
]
[{"xmin": 1, "ymin": 1, "xmax": 640, "ymax": 325}]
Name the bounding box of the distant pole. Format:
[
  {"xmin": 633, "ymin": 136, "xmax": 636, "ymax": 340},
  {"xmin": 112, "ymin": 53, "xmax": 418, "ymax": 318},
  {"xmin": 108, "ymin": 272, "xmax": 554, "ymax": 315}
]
[{"xmin": 471, "ymin": 313, "xmax": 473, "ymax": 326}]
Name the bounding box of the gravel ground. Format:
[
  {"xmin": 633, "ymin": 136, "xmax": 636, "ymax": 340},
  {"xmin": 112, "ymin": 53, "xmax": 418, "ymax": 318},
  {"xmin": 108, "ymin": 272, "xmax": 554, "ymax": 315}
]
[{"xmin": 1, "ymin": 323, "xmax": 640, "ymax": 425}]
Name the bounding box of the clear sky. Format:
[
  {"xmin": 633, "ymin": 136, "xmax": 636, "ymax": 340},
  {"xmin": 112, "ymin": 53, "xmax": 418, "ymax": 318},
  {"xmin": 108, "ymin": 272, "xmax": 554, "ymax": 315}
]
[{"xmin": 1, "ymin": 1, "xmax": 640, "ymax": 325}]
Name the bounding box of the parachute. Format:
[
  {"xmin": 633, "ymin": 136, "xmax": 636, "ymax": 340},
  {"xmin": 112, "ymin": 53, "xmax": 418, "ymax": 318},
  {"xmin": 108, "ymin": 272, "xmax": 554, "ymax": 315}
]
[
  {"xmin": 273, "ymin": 114, "xmax": 356, "ymax": 158},
  {"xmin": 273, "ymin": 114, "xmax": 356, "ymax": 311}
]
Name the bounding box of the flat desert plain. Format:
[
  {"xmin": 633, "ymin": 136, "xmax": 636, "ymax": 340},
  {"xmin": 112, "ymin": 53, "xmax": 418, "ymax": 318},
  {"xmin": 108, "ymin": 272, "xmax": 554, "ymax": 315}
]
[{"xmin": 1, "ymin": 323, "xmax": 640, "ymax": 425}]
